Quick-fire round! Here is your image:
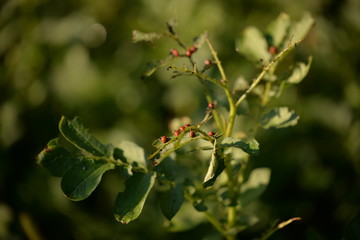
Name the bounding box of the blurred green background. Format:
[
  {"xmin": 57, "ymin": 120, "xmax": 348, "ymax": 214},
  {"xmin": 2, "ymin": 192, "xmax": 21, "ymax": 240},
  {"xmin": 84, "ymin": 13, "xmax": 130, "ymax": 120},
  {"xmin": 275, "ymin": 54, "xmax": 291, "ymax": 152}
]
[{"xmin": 0, "ymin": 0, "xmax": 359, "ymax": 239}]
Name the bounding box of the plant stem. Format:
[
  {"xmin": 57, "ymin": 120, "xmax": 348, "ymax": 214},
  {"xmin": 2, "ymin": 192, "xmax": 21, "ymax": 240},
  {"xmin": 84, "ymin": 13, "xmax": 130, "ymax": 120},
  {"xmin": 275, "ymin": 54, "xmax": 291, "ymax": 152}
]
[{"xmin": 205, "ymin": 38, "xmax": 228, "ymax": 84}]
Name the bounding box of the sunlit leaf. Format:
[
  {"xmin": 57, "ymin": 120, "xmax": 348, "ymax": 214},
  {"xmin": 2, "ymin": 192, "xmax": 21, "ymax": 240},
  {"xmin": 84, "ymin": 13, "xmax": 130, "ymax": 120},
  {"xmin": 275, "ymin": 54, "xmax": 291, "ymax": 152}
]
[
  {"xmin": 236, "ymin": 26, "xmax": 271, "ymax": 64},
  {"xmin": 283, "ymin": 56, "xmax": 312, "ymax": 84},
  {"xmin": 166, "ymin": 201, "xmax": 205, "ymax": 232},
  {"xmin": 288, "ymin": 12, "xmax": 314, "ymax": 42},
  {"xmin": 36, "ymin": 138, "xmax": 80, "ymax": 177},
  {"xmin": 160, "ymin": 183, "xmax": 185, "ymax": 221},
  {"xmin": 61, "ymin": 159, "xmax": 115, "ymax": 201},
  {"xmin": 59, "ymin": 116, "xmax": 113, "ymax": 157},
  {"xmin": 260, "ymin": 107, "xmax": 299, "ymax": 129},
  {"xmin": 118, "ymin": 141, "xmax": 147, "ymax": 172},
  {"xmin": 239, "ymin": 168, "xmax": 271, "ymax": 207},
  {"xmin": 266, "ymin": 13, "xmax": 291, "ymax": 47},
  {"xmin": 221, "ymin": 137, "xmax": 259, "ymax": 156},
  {"xmin": 132, "ymin": 30, "xmax": 162, "ymax": 43},
  {"xmin": 114, "ymin": 172, "xmax": 156, "ymax": 224},
  {"xmin": 203, "ymin": 141, "xmax": 225, "ymax": 189}
]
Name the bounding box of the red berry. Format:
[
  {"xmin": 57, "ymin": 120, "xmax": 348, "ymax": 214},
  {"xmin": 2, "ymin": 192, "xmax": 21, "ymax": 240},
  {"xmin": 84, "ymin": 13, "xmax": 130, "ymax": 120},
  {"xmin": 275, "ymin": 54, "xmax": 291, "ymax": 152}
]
[
  {"xmin": 174, "ymin": 130, "xmax": 181, "ymax": 136},
  {"xmin": 269, "ymin": 46, "xmax": 277, "ymax": 55},
  {"xmin": 171, "ymin": 49, "xmax": 180, "ymax": 57},
  {"xmin": 208, "ymin": 131, "xmax": 215, "ymax": 136},
  {"xmin": 160, "ymin": 136, "xmax": 168, "ymax": 143},
  {"xmin": 179, "ymin": 126, "xmax": 186, "ymax": 131},
  {"xmin": 186, "ymin": 50, "xmax": 192, "ymax": 57},
  {"xmin": 208, "ymin": 102, "xmax": 215, "ymax": 109},
  {"xmin": 204, "ymin": 59, "xmax": 212, "ymax": 66},
  {"xmin": 189, "ymin": 131, "xmax": 196, "ymax": 138},
  {"xmin": 189, "ymin": 46, "xmax": 197, "ymax": 53}
]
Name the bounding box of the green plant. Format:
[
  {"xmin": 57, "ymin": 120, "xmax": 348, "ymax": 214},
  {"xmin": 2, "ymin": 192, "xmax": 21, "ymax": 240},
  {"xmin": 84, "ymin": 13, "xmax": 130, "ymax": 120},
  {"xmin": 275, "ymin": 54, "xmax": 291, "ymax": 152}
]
[{"xmin": 36, "ymin": 13, "xmax": 314, "ymax": 240}]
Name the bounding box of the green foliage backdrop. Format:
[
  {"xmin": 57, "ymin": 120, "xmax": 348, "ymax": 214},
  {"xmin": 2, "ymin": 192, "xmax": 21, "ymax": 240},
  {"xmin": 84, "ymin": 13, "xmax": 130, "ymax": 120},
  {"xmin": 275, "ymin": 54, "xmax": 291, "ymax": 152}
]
[{"xmin": 0, "ymin": 0, "xmax": 359, "ymax": 239}]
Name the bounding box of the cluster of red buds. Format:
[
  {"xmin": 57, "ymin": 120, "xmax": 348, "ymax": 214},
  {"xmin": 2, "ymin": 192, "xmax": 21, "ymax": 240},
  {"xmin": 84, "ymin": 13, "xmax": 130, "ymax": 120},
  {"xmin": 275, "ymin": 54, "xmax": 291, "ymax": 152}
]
[{"xmin": 171, "ymin": 45, "xmax": 198, "ymax": 58}]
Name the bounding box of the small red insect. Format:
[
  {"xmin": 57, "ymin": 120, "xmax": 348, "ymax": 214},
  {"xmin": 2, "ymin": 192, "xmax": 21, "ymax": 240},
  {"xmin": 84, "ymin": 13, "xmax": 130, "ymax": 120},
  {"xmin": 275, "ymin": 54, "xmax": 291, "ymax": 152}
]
[
  {"xmin": 204, "ymin": 59, "xmax": 212, "ymax": 66},
  {"xmin": 189, "ymin": 46, "xmax": 197, "ymax": 53},
  {"xmin": 269, "ymin": 46, "xmax": 277, "ymax": 55},
  {"xmin": 185, "ymin": 50, "xmax": 192, "ymax": 57},
  {"xmin": 189, "ymin": 131, "xmax": 196, "ymax": 138},
  {"xmin": 208, "ymin": 102, "xmax": 215, "ymax": 109},
  {"xmin": 174, "ymin": 130, "xmax": 181, "ymax": 136},
  {"xmin": 208, "ymin": 131, "xmax": 215, "ymax": 136},
  {"xmin": 179, "ymin": 126, "xmax": 186, "ymax": 131},
  {"xmin": 171, "ymin": 49, "xmax": 180, "ymax": 57},
  {"xmin": 160, "ymin": 136, "xmax": 168, "ymax": 143}
]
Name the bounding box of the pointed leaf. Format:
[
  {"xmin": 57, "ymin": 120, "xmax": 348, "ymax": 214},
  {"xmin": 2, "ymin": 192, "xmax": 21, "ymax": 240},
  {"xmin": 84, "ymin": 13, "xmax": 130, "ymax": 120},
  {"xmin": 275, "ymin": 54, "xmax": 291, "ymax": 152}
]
[
  {"xmin": 221, "ymin": 137, "xmax": 259, "ymax": 156},
  {"xmin": 260, "ymin": 107, "xmax": 299, "ymax": 129},
  {"xmin": 114, "ymin": 172, "xmax": 156, "ymax": 224},
  {"xmin": 59, "ymin": 116, "xmax": 113, "ymax": 157},
  {"xmin": 118, "ymin": 141, "xmax": 147, "ymax": 172},
  {"xmin": 236, "ymin": 26, "xmax": 271, "ymax": 64},
  {"xmin": 36, "ymin": 138, "xmax": 80, "ymax": 177},
  {"xmin": 288, "ymin": 12, "xmax": 314, "ymax": 42},
  {"xmin": 239, "ymin": 168, "xmax": 271, "ymax": 207},
  {"xmin": 132, "ymin": 30, "xmax": 162, "ymax": 43},
  {"xmin": 61, "ymin": 159, "xmax": 115, "ymax": 201},
  {"xmin": 203, "ymin": 141, "xmax": 225, "ymax": 189},
  {"xmin": 160, "ymin": 183, "xmax": 185, "ymax": 220},
  {"xmin": 284, "ymin": 56, "xmax": 312, "ymax": 84},
  {"xmin": 266, "ymin": 13, "xmax": 291, "ymax": 47}
]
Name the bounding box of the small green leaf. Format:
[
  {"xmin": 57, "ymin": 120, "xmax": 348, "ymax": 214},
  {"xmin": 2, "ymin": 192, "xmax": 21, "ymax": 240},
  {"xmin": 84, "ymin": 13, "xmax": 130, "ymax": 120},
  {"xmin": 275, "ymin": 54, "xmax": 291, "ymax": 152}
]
[
  {"xmin": 59, "ymin": 116, "xmax": 113, "ymax": 157},
  {"xmin": 221, "ymin": 137, "xmax": 259, "ymax": 156},
  {"xmin": 118, "ymin": 141, "xmax": 147, "ymax": 172},
  {"xmin": 61, "ymin": 159, "xmax": 115, "ymax": 201},
  {"xmin": 132, "ymin": 30, "xmax": 162, "ymax": 43},
  {"xmin": 239, "ymin": 168, "xmax": 271, "ymax": 207},
  {"xmin": 266, "ymin": 13, "xmax": 291, "ymax": 47},
  {"xmin": 236, "ymin": 26, "xmax": 271, "ymax": 64},
  {"xmin": 283, "ymin": 56, "xmax": 312, "ymax": 84},
  {"xmin": 36, "ymin": 138, "xmax": 80, "ymax": 177},
  {"xmin": 114, "ymin": 172, "xmax": 156, "ymax": 224},
  {"xmin": 260, "ymin": 107, "xmax": 299, "ymax": 129},
  {"xmin": 288, "ymin": 12, "xmax": 314, "ymax": 42},
  {"xmin": 160, "ymin": 183, "xmax": 185, "ymax": 221},
  {"xmin": 203, "ymin": 141, "xmax": 225, "ymax": 189}
]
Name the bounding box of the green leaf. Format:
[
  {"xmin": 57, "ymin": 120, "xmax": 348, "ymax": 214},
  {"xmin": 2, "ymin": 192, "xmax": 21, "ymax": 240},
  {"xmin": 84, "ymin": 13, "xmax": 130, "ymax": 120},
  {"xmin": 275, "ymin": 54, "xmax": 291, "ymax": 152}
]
[
  {"xmin": 239, "ymin": 168, "xmax": 271, "ymax": 207},
  {"xmin": 266, "ymin": 13, "xmax": 291, "ymax": 47},
  {"xmin": 221, "ymin": 137, "xmax": 260, "ymax": 156},
  {"xmin": 114, "ymin": 172, "xmax": 156, "ymax": 224},
  {"xmin": 166, "ymin": 201, "xmax": 205, "ymax": 232},
  {"xmin": 260, "ymin": 107, "xmax": 299, "ymax": 129},
  {"xmin": 283, "ymin": 56, "xmax": 312, "ymax": 84},
  {"xmin": 61, "ymin": 159, "xmax": 115, "ymax": 201},
  {"xmin": 132, "ymin": 30, "xmax": 162, "ymax": 43},
  {"xmin": 236, "ymin": 26, "xmax": 271, "ymax": 64},
  {"xmin": 118, "ymin": 141, "xmax": 147, "ymax": 172},
  {"xmin": 59, "ymin": 116, "xmax": 113, "ymax": 157},
  {"xmin": 288, "ymin": 12, "xmax": 314, "ymax": 42},
  {"xmin": 36, "ymin": 138, "xmax": 80, "ymax": 177},
  {"xmin": 203, "ymin": 141, "xmax": 225, "ymax": 189},
  {"xmin": 160, "ymin": 183, "xmax": 185, "ymax": 221}
]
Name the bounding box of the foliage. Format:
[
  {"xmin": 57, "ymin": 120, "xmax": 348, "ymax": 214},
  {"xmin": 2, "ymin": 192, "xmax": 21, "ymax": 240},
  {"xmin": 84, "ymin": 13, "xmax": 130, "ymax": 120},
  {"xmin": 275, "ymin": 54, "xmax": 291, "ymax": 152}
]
[{"xmin": 35, "ymin": 13, "xmax": 314, "ymax": 240}]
